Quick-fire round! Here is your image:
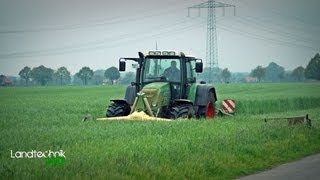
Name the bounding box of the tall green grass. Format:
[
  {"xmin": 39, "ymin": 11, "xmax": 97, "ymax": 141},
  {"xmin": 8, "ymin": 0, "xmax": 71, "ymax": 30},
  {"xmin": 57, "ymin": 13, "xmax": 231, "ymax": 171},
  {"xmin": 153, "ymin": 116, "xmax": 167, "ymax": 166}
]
[
  {"xmin": 0, "ymin": 83, "xmax": 320, "ymax": 179},
  {"xmin": 215, "ymin": 83, "xmax": 320, "ymax": 114},
  {"xmin": 233, "ymin": 97, "xmax": 320, "ymax": 114}
]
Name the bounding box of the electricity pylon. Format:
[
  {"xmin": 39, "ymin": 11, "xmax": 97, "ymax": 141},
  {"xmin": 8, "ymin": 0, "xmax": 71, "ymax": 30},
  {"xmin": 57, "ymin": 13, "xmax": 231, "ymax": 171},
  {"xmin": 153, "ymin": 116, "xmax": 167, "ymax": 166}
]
[{"xmin": 188, "ymin": 0, "xmax": 235, "ymax": 83}]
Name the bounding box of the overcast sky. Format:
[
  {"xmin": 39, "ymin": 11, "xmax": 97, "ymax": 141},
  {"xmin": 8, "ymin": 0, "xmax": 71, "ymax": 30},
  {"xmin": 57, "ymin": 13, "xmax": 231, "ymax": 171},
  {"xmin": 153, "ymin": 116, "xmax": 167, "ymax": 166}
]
[{"xmin": 0, "ymin": 0, "xmax": 319, "ymax": 76}]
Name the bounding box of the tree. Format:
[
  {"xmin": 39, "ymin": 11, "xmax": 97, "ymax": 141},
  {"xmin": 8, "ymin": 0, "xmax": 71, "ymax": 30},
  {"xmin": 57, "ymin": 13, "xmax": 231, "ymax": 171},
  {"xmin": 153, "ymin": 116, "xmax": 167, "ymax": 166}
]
[
  {"xmin": 283, "ymin": 71, "xmax": 294, "ymax": 82},
  {"xmin": 119, "ymin": 72, "xmax": 135, "ymax": 84},
  {"xmin": 92, "ymin": 70, "xmax": 105, "ymax": 85},
  {"xmin": 76, "ymin": 66, "xmax": 93, "ymax": 85},
  {"xmin": 30, "ymin": 65, "xmax": 54, "ymax": 86},
  {"xmin": 230, "ymin": 72, "xmax": 249, "ymax": 83},
  {"xmin": 104, "ymin": 67, "xmax": 120, "ymax": 85},
  {"xmin": 72, "ymin": 74, "xmax": 83, "ymax": 85},
  {"xmin": 221, "ymin": 68, "xmax": 231, "ymax": 83},
  {"xmin": 264, "ymin": 62, "xmax": 285, "ymax": 82},
  {"xmin": 19, "ymin": 66, "xmax": 31, "ymax": 86},
  {"xmin": 291, "ymin": 66, "xmax": 305, "ymax": 81},
  {"xmin": 55, "ymin": 67, "xmax": 71, "ymax": 85},
  {"xmin": 250, "ymin": 66, "xmax": 265, "ymax": 82},
  {"xmin": 92, "ymin": 74, "xmax": 103, "ymax": 85},
  {"xmin": 305, "ymin": 53, "xmax": 320, "ymax": 80}
]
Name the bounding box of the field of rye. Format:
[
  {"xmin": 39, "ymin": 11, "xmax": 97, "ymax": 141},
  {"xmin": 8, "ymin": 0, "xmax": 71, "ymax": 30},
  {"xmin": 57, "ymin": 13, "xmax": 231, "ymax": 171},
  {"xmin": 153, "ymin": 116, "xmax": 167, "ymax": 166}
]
[{"xmin": 0, "ymin": 82, "xmax": 320, "ymax": 179}]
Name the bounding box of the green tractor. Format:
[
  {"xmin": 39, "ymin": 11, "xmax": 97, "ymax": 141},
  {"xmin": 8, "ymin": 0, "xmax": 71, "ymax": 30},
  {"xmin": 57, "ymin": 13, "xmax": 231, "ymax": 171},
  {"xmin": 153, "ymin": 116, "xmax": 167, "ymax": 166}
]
[{"xmin": 106, "ymin": 51, "xmax": 217, "ymax": 120}]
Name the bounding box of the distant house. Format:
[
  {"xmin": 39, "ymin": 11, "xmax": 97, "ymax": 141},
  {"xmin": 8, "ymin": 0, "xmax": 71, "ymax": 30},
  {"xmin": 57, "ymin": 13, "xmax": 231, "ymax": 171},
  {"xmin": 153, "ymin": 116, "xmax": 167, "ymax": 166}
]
[
  {"xmin": 245, "ymin": 76, "xmax": 258, "ymax": 83},
  {"xmin": 0, "ymin": 75, "xmax": 13, "ymax": 86}
]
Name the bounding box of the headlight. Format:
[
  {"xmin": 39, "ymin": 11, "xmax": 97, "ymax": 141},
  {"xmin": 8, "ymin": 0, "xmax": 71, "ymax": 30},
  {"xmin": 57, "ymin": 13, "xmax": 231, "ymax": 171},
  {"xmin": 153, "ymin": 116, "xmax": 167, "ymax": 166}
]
[
  {"xmin": 148, "ymin": 51, "xmax": 161, "ymax": 55},
  {"xmin": 162, "ymin": 51, "xmax": 176, "ymax": 55}
]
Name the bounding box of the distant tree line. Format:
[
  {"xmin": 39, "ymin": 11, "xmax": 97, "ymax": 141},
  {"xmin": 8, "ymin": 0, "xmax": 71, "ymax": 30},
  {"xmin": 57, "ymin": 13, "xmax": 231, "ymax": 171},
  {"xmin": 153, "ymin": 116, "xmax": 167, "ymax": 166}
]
[
  {"xmin": 199, "ymin": 53, "xmax": 320, "ymax": 83},
  {"xmin": 12, "ymin": 65, "xmax": 131, "ymax": 86},
  {"xmin": 250, "ymin": 53, "xmax": 320, "ymax": 82},
  {"xmin": 1, "ymin": 53, "xmax": 319, "ymax": 86}
]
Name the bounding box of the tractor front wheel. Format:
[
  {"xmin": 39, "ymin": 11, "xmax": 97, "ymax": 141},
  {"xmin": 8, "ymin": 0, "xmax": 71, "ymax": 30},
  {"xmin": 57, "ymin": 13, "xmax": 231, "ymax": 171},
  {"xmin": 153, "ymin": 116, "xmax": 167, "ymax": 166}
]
[
  {"xmin": 169, "ymin": 105, "xmax": 194, "ymax": 119},
  {"xmin": 106, "ymin": 102, "xmax": 131, "ymax": 117}
]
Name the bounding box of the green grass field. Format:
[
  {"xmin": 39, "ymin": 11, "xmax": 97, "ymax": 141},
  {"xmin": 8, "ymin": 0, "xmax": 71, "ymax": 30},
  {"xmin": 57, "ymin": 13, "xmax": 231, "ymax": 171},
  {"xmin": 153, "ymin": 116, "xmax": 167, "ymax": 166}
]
[{"xmin": 1, "ymin": 83, "xmax": 320, "ymax": 179}]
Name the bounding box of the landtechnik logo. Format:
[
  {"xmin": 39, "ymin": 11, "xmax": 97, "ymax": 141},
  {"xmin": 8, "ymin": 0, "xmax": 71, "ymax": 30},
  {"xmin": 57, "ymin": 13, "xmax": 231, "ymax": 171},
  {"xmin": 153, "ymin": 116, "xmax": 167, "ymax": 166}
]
[
  {"xmin": 10, "ymin": 150, "xmax": 66, "ymax": 167},
  {"xmin": 11, "ymin": 150, "xmax": 65, "ymax": 158}
]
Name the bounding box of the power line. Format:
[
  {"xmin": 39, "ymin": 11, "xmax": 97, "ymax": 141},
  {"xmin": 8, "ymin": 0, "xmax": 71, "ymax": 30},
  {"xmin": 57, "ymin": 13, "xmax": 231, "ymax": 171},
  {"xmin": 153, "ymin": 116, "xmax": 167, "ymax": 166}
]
[
  {"xmin": 0, "ymin": 1, "xmax": 188, "ymax": 34},
  {"xmin": 242, "ymin": 15, "xmax": 320, "ymax": 35},
  {"xmin": 0, "ymin": 19, "xmax": 206, "ymax": 60},
  {"xmin": 237, "ymin": 16, "xmax": 319, "ymax": 43},
  {"xmin": 216, "ymin": 21, "xmax": 319, "ymax": 52},
  {"xmin": 238, "ymin": 0, "xmax": 320, "ymax": 28},
  {"xmin": 0, "ymin": 17, "xmax": 192, "ymax": 57},
  {"xmin": 230, "ymin": 16, "xmax": 319, "ymax": 46}
]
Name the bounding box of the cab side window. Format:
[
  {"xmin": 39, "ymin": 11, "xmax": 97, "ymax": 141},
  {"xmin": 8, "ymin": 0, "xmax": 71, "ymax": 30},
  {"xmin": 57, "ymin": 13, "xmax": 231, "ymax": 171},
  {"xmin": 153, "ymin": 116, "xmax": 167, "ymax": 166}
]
[{"xmin": 186, "ymin": 61, "xmax": 195, "ymax": 83}]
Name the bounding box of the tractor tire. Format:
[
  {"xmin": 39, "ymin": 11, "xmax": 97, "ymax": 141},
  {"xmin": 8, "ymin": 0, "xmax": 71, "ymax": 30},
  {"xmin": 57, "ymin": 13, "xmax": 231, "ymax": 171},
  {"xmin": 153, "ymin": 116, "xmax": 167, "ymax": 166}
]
[
  {"xmin": 106, "ymin": 102, "xmax": 131, "ymax": 117},
  {"xmin": 197, "ymin": 105, "xmax": 207, "ymax": 118},
  {"xmin": 169, "ymin": 105, "xmax": 194, "ymax": 119}
]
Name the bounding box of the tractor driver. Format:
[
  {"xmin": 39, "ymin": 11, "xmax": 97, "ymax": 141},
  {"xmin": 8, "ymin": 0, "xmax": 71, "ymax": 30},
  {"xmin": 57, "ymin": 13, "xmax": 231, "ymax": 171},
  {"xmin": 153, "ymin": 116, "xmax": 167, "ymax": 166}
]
[{"xmin": 163, "ymin": 61, "xmax": 180, "ymax": 82}]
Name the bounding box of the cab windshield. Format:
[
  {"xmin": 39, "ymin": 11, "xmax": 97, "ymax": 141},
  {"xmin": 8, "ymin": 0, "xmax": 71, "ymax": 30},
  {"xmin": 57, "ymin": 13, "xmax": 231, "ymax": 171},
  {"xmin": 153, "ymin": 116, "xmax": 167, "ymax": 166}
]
[{"xmin": 142, "ymin": 58, "xmax": 181, "ymax": 83}]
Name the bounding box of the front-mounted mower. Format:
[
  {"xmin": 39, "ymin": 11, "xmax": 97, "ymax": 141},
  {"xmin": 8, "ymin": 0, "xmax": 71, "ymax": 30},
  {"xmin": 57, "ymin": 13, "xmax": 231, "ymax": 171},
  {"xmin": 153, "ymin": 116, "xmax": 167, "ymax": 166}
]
[{"xmin": 99, "ymin": 50, "xmax": 217, "ymax": 121}]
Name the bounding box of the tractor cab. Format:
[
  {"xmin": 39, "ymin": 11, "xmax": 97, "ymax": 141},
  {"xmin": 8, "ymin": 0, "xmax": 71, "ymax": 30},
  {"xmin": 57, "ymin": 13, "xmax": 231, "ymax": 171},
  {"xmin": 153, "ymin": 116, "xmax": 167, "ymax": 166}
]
[
  {"xmin": 143, "ymin": 57, "xmax": 181, "ymax": 99},
  {"xmin": 119, "ymin": 51, "xmax": 203, "ymax": 100},
  {"xmin": 142, "ymin": 51, "xmax": 203, "ymax": 100}
]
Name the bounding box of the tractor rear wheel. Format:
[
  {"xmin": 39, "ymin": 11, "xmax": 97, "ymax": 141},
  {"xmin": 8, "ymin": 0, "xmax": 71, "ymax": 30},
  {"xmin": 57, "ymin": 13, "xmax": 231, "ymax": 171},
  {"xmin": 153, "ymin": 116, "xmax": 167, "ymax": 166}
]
[
  {"xmin": 169, "ymin": 104, "xmax": 194, "ymax": 119},
  {"xmin": 106, "ymin": 102, "xmax": 131, "ymax": 117}
]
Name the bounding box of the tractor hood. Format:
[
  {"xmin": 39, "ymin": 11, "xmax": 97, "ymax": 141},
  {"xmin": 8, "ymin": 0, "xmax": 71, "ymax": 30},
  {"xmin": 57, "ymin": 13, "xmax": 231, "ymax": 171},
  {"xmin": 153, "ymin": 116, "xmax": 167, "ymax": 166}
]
[{"xmin": 141, "ymin": 82, "xmax": 171, "ymax": 110}]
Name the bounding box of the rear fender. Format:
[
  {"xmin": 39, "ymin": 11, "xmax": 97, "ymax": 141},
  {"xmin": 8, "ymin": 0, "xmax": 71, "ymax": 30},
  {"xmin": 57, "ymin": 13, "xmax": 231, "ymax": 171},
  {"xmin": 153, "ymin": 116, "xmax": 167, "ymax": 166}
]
[{"xmin": 195, "ymin": 85, "xmax": 217, "ymax": 106}]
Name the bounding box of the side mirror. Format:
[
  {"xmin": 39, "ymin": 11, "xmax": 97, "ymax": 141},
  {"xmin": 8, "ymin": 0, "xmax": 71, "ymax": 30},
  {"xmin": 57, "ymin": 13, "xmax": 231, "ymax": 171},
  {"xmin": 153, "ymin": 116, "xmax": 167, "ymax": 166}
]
[
  {"xmin": 195, "ymin": 59, "xmax": 203, "ymax": 73},
  {"xmin": 119, "ymin": 60, "xmax": 126, "ymax": 71}
]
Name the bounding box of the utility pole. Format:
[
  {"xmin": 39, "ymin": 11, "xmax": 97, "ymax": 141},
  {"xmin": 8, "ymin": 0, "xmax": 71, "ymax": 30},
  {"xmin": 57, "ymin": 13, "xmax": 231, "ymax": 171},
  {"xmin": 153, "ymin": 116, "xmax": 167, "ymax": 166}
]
[{"xmin": 188, "ymin": 0, "xmax": 235, "ymax": 83}]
